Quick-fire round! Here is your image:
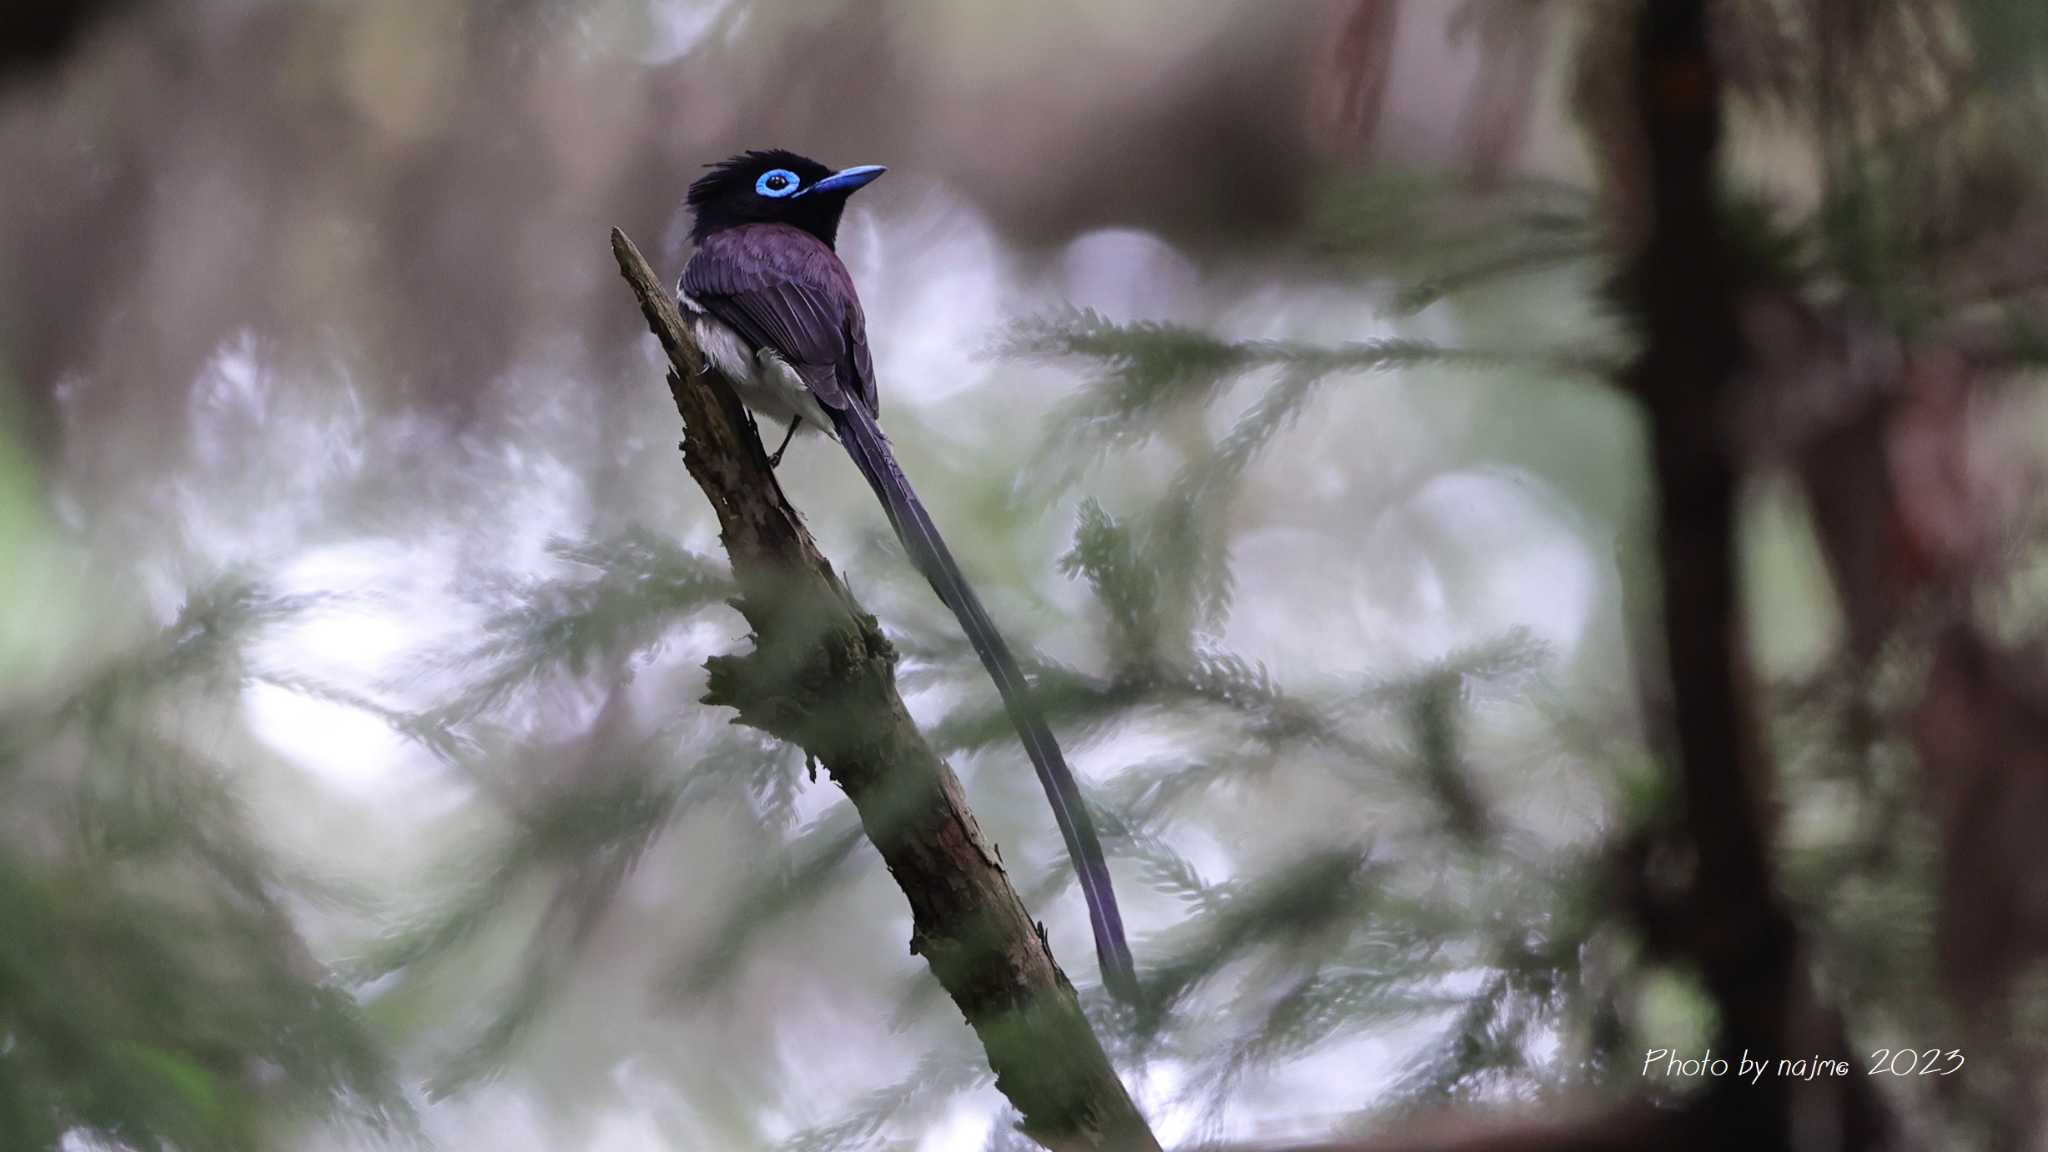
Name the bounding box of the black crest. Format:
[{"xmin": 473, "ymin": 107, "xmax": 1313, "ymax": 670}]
[{"xmin": 686, "ymin": 149, "xmax": 852, "ymax": 247}]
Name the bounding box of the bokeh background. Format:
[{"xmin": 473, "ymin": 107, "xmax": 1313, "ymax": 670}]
[{"xmin": 5, "ymin": 2, "xmax": 2047, "ymax": 1150}]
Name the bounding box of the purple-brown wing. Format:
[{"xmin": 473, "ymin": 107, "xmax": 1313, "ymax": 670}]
[{"xmin": 680, "ymin": 223, "xmax": 878, "ymax": 417}]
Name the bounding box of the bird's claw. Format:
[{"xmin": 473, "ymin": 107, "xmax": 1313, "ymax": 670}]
[{"xmin": 765, "ymin": 416, "xmax": 802, "ymax": 469}]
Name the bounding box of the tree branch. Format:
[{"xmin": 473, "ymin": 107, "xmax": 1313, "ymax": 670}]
[
  {"xmin": 1616, "ymin": 5, "xmax": 1890, "ymax": 1149},
  {"xmin": 1237, "ymin": 1099, "xmax": 1693, "ymax": 1152},
  {"xmin": 609, "ymin": 228, "xmax": 1159, "ymax": 1152}
]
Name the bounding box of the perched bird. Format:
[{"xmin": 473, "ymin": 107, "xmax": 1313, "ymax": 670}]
[{"xmin": 677, "ymin": 150, "xmax": 1138, "ymax": 1000}]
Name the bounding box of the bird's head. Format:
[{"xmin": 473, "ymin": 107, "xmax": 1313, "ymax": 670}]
[{"xmin": 685, "ymin": 149, "xmax": 886, "ymax": 248}]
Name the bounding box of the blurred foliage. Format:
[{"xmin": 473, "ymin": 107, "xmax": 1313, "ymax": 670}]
[
  {"xmin": 0, "ymin": 586, "xmax": 403, "ymax": 1150},
  {"xmin": 1309, "ymin": 173, "xmax": 1603, "ymax": 315},
  {"xmin": 5, "ymin": 0, "xmax": 2048, "ymax": 1150}
]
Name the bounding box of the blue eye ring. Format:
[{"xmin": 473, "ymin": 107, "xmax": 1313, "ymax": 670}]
[{"xmin": 755, "ymin": 168, "xmax": 800, "ymax": 198}]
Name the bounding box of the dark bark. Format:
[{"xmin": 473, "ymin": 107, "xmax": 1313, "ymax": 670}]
[
  {"xmin": 1, "ymin": 0, "xmax": 134, "ymax": 84},
  {"xmin": 609, "ymin": 228, "xmax": 1160, "ymax": 1152},
  {"xmin": 1616, "ymin": 4, "xmax": 1890, "ymax": 1149}
]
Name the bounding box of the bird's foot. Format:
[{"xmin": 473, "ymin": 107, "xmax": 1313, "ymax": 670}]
[{"xmin": 766, "ymin": 417, "xmax": 802, "ymax": 469}]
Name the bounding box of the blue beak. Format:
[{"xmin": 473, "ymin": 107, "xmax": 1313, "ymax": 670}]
[{"xmin": 802, "ymin": 164, "xmax": 886, "ymax": 197}]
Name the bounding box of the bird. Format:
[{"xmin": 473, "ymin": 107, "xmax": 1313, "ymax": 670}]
[{"xmin": 677, "ymin": 149, "xmax": 1138, "ymax": 1002}]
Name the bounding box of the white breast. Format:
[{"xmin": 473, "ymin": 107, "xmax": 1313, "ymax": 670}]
[{"xmin": 678, "ymin": 292, "xmax": 831, "ymax": 434}]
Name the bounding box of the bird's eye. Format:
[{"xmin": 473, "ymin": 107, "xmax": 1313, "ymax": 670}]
[{"xmin": 755, "ymin": 169, "xmax": 800, "ymax": 198}]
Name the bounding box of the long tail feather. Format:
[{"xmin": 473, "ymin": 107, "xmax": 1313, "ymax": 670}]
[{"xmin": 831, "ymin": 401, "xmax": 1138, "ymax": 1001}]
